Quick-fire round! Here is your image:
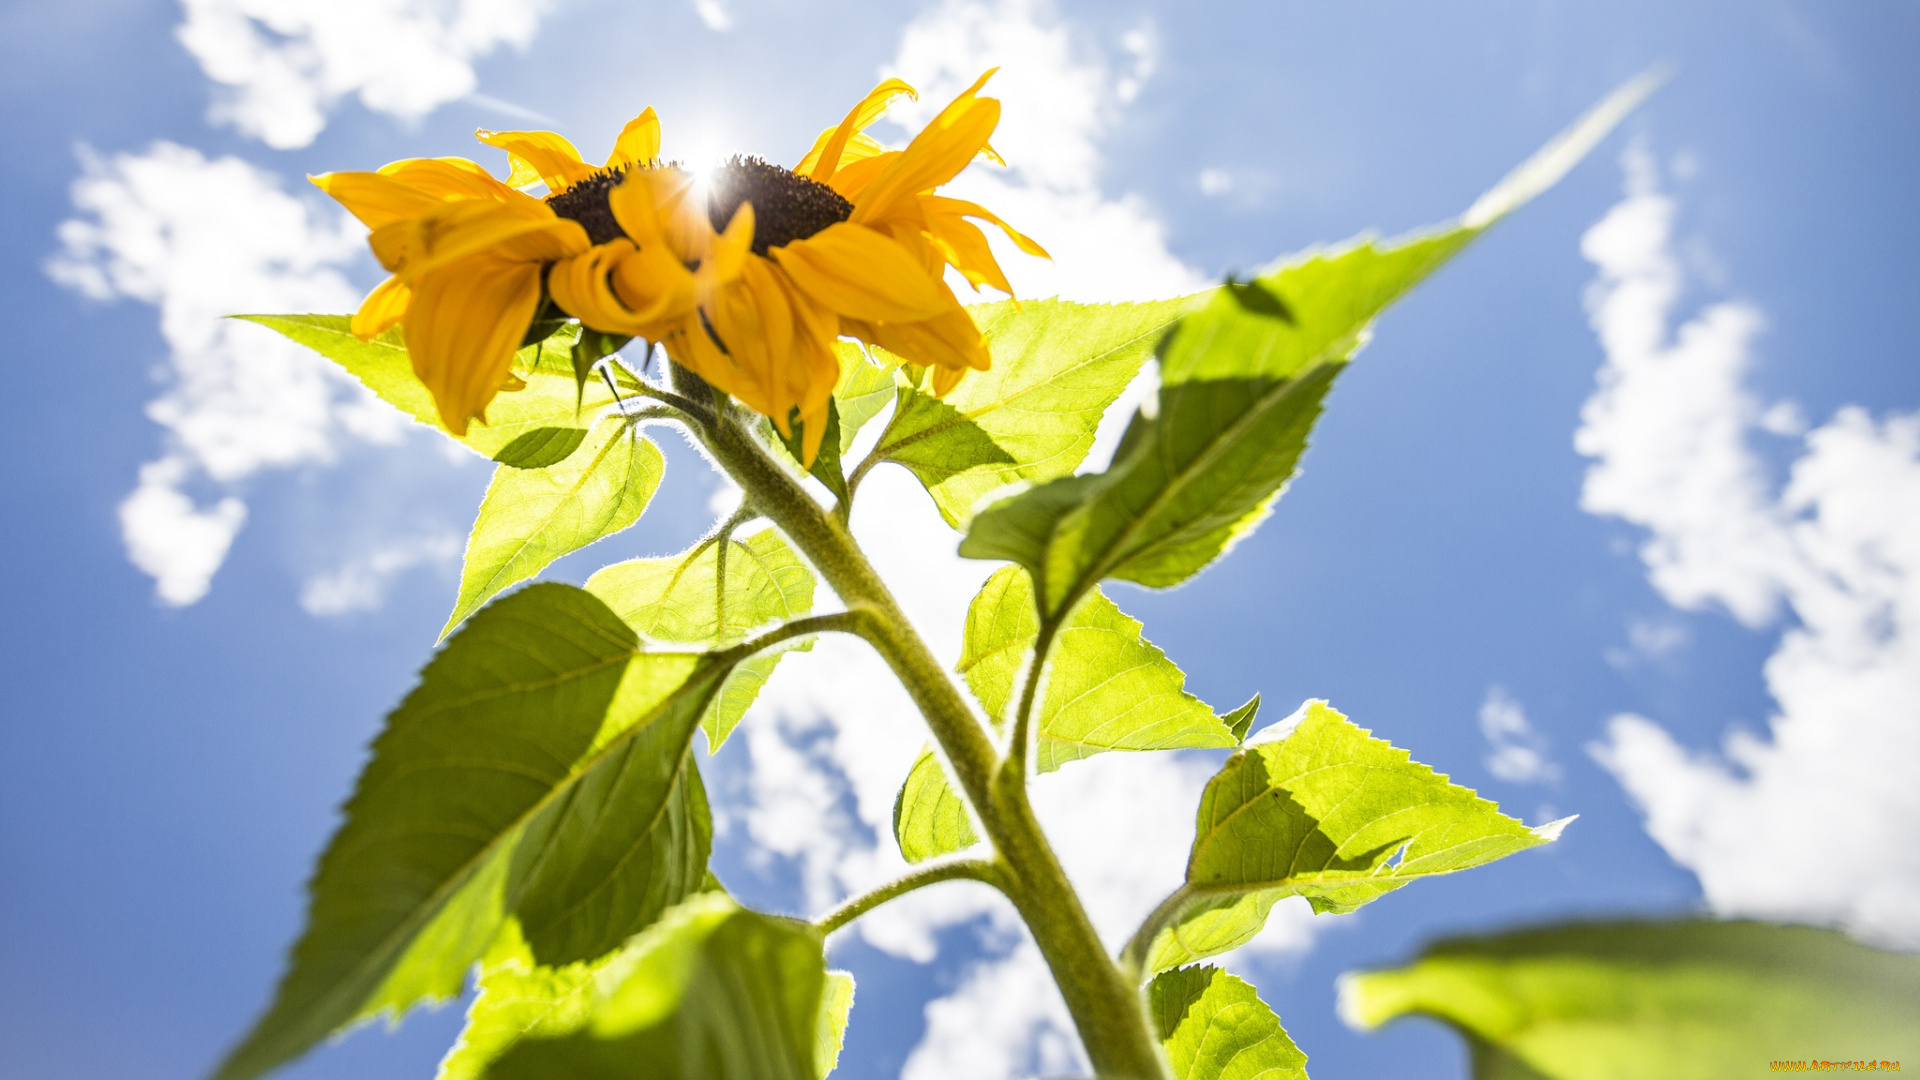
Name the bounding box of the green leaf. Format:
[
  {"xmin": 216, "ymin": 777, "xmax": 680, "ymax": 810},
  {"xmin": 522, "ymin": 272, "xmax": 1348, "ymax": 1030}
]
[
  {"xmin": 872, "ymin": 297, "xmax": 1199, "ymax": 527},
  {"xmin": 445, "ymin": 415, "xmax": 664, "ymax": 637},
  {"xmin": 892, "ymin": 745, "xmax": 980, "ymax": 863},
  {"xmin": 213, "ymin": 584, "xmax": 733, "ymax": 1080},
  {"xmin": 437, "ymin": 924, "xmax": 611, "ymax": 1080},
  {"xmin": 1151, "ymin": 965, "xmax": 1308, "ymax": 1080},
  {"xmin": 833, "ymin": 341, "xmax": 900, "ymax": 455},
  {"xmin": 1144, "ymin": 701, "xmax": 1563, "ymax": 975},
  {"xmin": 237, "ymin": 315, "xmax": 620, "ymax": 460},
  {"xmin": 570, "ymin": 327, "xmax": 632, "ymax": 402},
  {"xmin": 1339, "ymin": 919, "xmax": 1920, "ymax": 1080},
  {"xmin": 482, "ymin": 894, "xmax": 839, "ymax": 1080},
  {"xmin": 814, "ymin": 971, "xmax": 856, "ymax": 1079},
  {"xmin": 492, "ymin": 426, "xmax": 589, "ymax": 469},
  {"xmin": 957, "ymin": 566, "xmax": 1236, "ymax": 772},
  {"xmin": 585, "ymin": 529, "xmax": 817, "ymax": 749},
  {"xmin": 778, "ymin": 400, "xmax": 849, "ymax": 503},
  {"xmin": 1222, "ymin": 694, "xmax": 1261, "ymax": 743},
  {"xmin": 959, "ymin": 72, "xmax": 1657, "ymax": 616}
]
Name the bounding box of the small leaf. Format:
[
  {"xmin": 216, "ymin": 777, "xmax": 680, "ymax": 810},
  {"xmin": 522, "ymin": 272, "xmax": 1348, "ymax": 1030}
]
[
  {"xmin": 237, "ymin": 315, "xmax": 613, "ymax": 460},
  {"xmin": 212, "ymin": 585, "xmax": 732, "ymax": 1080},
  {"xmin": 1340, "ymin": 919, "xmax": 1920, "ymax": 1079},
  {"xmin": 1222, "ymin": 695, "xmax": 1261, "ymax": 743},
  {"xmin": 445, "ymin": 416, "xmax": 664, "ymax": 637},
  {"xmin": 437, "ymin": 925, "xmax": 610, "ymax": 1080},
  {"xmin": 1150, "ymin": 965, "xmax": 1308, "ymax": 1080},
  {"xmin": 585, "ymin": 529, "xmax": 817, "ymax": 749},
  {"xmin": 778, "ymin": 400, "xmax": 849, "ymax": 503},
  {"xmin": 892, "ymin": 745, "xmax": 980, "ymax": 863},
  {"xmin": 492, "ymin": 426, "xmax": 589, "ymax": 469},
  {"xmin": 482, "ymin": 894, "xmax": 836, "ymax": 1080},
  {"xmin": 1146, "ymin": 701, "xmax": 1561, "ymax": 975},
  {"xmin": 957, "ymin": 566, "xmax": 1236, "ymax": 772},
  {"xmin": 833, "ymin": 341, "xmax": 899, "ymax": 455},
  {"xmin": 873, "ymin": 297, "xmax": 1197, "ymax": 526},
  {"xmin": 960, "ymin": 77, "xmax": 1650, "ymax": 616},
  {"xmin": 814, "ymin": 971, "xmax": 856, "ymax": 1079}
]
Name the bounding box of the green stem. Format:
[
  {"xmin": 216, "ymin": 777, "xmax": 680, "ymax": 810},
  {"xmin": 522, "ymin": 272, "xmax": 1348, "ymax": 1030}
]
[
  {"xmin": 815, "ymin": 859, "xmax": 1004, "ymax": 936},
  {"xmin": 1006, "ymin": 618, "xmax": 1060, "ymax": 778},
  {"xmin": 1118, "ymin": 884, "xmax": 1197, "ymax": 984},
  {"xmin": 699, "ymin": 406, "xmax": 1171, "ymax": 1080}
]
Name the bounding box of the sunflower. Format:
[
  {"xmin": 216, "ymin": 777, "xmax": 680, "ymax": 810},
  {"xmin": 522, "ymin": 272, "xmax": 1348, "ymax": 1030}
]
[{"xmin": 312, "ymin": 72, "xmax": 1046, "ymax": 464}]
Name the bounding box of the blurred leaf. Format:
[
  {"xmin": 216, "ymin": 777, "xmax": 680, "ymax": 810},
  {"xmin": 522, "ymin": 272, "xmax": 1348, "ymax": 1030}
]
[
  {"xmin": 1340, "ymin": 919, "xmax": 1920, "ymax": 1079},
  {"xmin": 586, "ymin": 529, "xmax": 816, "ymax": 749},
  {"xmin": 492, "ymin": 426, "xmax": 588, "ymax": 470},
  {"xmin": 212, "ymin": 585, "xmax": 729, "ymax": 1080},
  {"xmin": 1151, "ymin": 965, "xmax": 1308, "ymax": 1080},
  {"xmin": 892, "ymin": 745, "xmax": 980, "ymax": 863},
  {"xmin": 237, "ymin": 315, "xmax": 614, "ymax": 460},
  {"xmin": 482, "ymin": 894, "xmax": 838, "ymax": 1080},
  {"xmin": 957, "ymin": 566, "xmax": 1236, "ymax": 772},
  {"xmin": 1145, "ymin": 701, "xmax": 1563, "ymax": 975},
  {"xmin": 1222, "ymin": 695, "xmax": 1261, "ymax": 743},
  {"xmin": 960, "ymin": 74, "xmax": 1655, "ymax": 616},
  {"xmin": 833, "ymin": 341, "xmax": 899, "ymax": 455},
  {"xmin": 874, "ymin": 297, "xmax": 1197, "ymax": 526},
  {"xmin": 814, "ymin": 971, "xmax": 856, "ymax": 1079},
  {"xmin": 445, "ymin": 416, "xmax": 663, "ymax": 637}
]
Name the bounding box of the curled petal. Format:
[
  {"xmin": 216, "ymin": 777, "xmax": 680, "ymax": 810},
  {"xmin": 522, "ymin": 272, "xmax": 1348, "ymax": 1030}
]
[
  {"xmin": 377, "ymin": 157, "xmax": 520, "ymax": 202},
  {"xmin": 800, "ymin": 77, "xmax": 917, "ymax": 181},
  {"xmin": 549, "ymin": 240, "xmax": 688, "ymax": 336},
  {"xmin": 350, "ymin": 275, "xmax": 411, "ymax": 339},
  {"xmin": 921, "ymin": 194, "xmax": 1050, "ymax": 258},
  {"xmin": 770, "ymin": 222, "xmax": 949, "ymax": 324},
  {"xmin": 852, "ymin": 70, "xmax": 1000, "ymax": 224},
  {"xmin": 854, "ymin": 294, "xmax": 989, "ymax": 381},
  {"xmin": 474, "ymin": 128, "xmax": 597, "ymax": 191},
  {"xmin": 373, "ymin": 201, "xmax": 586, "ymax": 282},
  {"xmin": 402, "ymin": 256, "xmax": 546, "ymax": 435},
  {"xmin": 606, "ymin": 108, "xmax": 661, "ymax": 169}
]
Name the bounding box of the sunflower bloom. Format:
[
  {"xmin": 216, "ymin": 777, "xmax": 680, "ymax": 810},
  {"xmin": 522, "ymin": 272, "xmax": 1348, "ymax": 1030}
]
[{"xmin": 312, "ymin": 74, "xmax": 1044, "ymax": 461}]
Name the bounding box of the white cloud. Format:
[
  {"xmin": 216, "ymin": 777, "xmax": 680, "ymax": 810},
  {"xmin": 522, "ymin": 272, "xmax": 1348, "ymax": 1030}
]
[
  {"xmin": 901, "ymin": 940, "xmax": 1079, "ymax": 1080},
  {"xmin": 692, "ymin": 0, "xmax": 730, "ymax": 32},
  {"xmin": 49, "ymin": 141, "xmax": 413, "ymax": 607},
  {"xmin": 1579, "ymin": 148, "xmax": 1920, "ymax": 949},
  {"xmin": 1477, "ymin": 686, "xmax": 1560, "ymax": 785},
  {"xmin": 300, "ymin": 532, "xmax": 460, "ymax": 615},
  {"xmin": 175, "ymin": 0, "xmax": 553, "ymax": 149}
]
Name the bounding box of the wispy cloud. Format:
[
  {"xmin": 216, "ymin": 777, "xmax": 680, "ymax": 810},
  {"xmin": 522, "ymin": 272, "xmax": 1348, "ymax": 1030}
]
[
  {"xmin": 175, "ymin": 0, "xmax": 554, "ymax": 148},
  {"xmin": 1580, "ymin": 146, "xmax": 1920, "ymax": 949},
  {"xmin": 49, "ymin": 142, "xmax": 414, "ymax": 607},
  {"xmin": 300, "ymin": 532, "xmax": 460, "ymax": 616},
  {"xmin": 1479, "ymin": 686, "xmax": 1560, "ymax": 785}
]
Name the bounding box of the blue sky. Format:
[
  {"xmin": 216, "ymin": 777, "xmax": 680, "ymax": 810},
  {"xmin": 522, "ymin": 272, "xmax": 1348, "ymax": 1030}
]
[{"xmin": 2, "ymin": 2, "xmax": 1916, "ymax": 1079}]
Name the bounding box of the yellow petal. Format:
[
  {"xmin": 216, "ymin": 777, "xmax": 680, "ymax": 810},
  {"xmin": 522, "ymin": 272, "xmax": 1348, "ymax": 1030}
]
[
  {"xmin": 375, "ymin": 200, "xmax": 587, "ymax": 282},
  {"xmin": 350, "ymin": 275, "xmax": 411, "ymax": 339},
  {"xmin": 852, "ymin": 70, "xmax": 1001, "ymax": 225},
  {"xmin": 606, "ymin": 108, "xmax": 661, "ymax": 169},
  {"xmin": 924, "ymin": 210, "xmax": 1013, "ymax": 295},
  {"xmin": 854, "ymin": 292, "xmax": 990, "ymax": 378},
  {"xmin": 376, "ymin": 157, "xmax": 519, "ymax": 202},
  {"xmin": 921, "ymin": 194, "xmax": 1050, "ymax": 258},
  {"xmin": 402, "ymin": 256, "xmax": 546, "ymax": 435},
  {"xmin": 609, "ymin": 242, "xmax": 700, "ymax": 327},
  {"xmin": 821, "ymin": 151, "xmax": 897, "ymax": 201},
  {"xmin": 799, "ymin": 77, "xmax": 918, "ymax": 181},
  {"xmin": 474, "ymin": 128, "xmax": 597, "ymax": 191},
  {"xmin": 311, "ymin": 172, "xmax": 445, "ymax": 229},
  {"xmin": 705, "ymin": 202, "xmax": 755, "ymax": 285},
  {"xmin": 769, "ymin": 222, "xmax": 949, "ymax": 323}
]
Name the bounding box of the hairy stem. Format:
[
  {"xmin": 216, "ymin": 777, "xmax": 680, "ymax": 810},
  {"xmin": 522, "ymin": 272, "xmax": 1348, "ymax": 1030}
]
[
  {"xmin": 815, "ymin": 859, "xmax": 1005, "ymax": 936},
  {"xmin": 1118, "ymin": 885, "xmax": 1197, "ymax": 984},
  {"xmin": 698, "ymin": 404, "xmax": 1171, "ymax": 1080}
]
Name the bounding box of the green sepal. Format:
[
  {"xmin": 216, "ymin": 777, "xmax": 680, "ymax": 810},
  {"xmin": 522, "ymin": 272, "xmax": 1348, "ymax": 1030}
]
[
  {"xmin": 570, "ymin": 328, "xmax": 634, "ymax": 407},
  {"xmin": 778, "ymin": 401, "xmax": 849, "ymax": 504}
]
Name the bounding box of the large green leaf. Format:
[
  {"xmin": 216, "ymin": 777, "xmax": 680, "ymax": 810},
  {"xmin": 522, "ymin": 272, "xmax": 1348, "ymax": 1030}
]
[
  {"xmin": 892, "ymin": 745, "xmax": 980, "ymax": 863},
  {"xmin": 1340, "ymin": 920, "xmax": 1920, "ymax": 1079},
  {"xmin": 482, "ymin": 894, "xmax": 845, "ymax": 1080},
  {"xmin": 1143, "ymin": 701, "xmax": 1564, "ymax": 975},
  {"xmin": 585, "ymin": 529, "xmax": 816, "ymax": 749},
  {"xmin": 212, "ymin": 584, "xmax": 729, "ymax": 1080},
  {"xmin": 957, "ymin": 566, "xmax": 1237, "ymax": 772},
  {"xmin": 237, "ymin": 315, "xmax": 618, "ymax": 462},
  {"xmin": 960, "ymin": 73, "xmax": 1660, "ymax": 616},
  {"xmin": 1151, "ymin": 965, "xmax": 1308, "ymax": 1080},
  {"xmin": 872, "ymin": 297, "xmax": 1198, "ymax": 526},
  {"xmin": 445, "ymin": 415, "xmax": 664, "ymax": 636}
]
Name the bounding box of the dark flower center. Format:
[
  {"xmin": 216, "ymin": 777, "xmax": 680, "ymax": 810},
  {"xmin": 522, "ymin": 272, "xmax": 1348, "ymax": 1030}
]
[{"xmin": 546, "ymin": 156, "xmax": 853, "ymax": 256}]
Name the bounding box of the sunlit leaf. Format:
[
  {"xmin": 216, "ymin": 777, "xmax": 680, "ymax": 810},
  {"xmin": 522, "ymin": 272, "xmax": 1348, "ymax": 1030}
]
[
  {"xmin": 1340, "ymin": 920, "xmax": 1920, "ymax": 1079},
  {"xmin": 874, "ymin": 297, "xmax": 1197, "ymax": 526},
  {"xmin": 237, "ymin": 315, "xmax": 616, "ymax": 460},
  {"xmin": 1151, "ymin": 965, "xmax": 1308, "ymax": 1080},
  {"xmin": 1145, "ymin": 701, "xmax": 1563, "ymax": 975},
  {"xmin": 892, "ymin": 745, "xmax": 980, "ymax": 863},
  {"xmin": 1221, "ymin": 695, "xmax": 1261, "ymax": 743},
  {"xmin": 957, "ymin": 566, "xmax": 1236, "ymax": 772},
  {"xmin": 960, "ymin": 75, "xmax": 1653, "ymax": 616},
  {"xmin": 585, "ymin": 529, "xmax": 816, "ymax": 749},
  {"xmin": 482, "ymin": 894, "xmax": 839, "ymax": 1080},
  {"xmin": 212, "ymin": 584, "xmax": 731, "ymax": 1080},
  {"xmin": 444, "ymin": 416, "xmax": 664, "ymax": 637},
  {"xmin": 814, "ymin": 971, "xmax": 856, "ymax": 1079},
  {"xmin": 833, "ymin": 341, "xmax": 899, "ymax": 456}
]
